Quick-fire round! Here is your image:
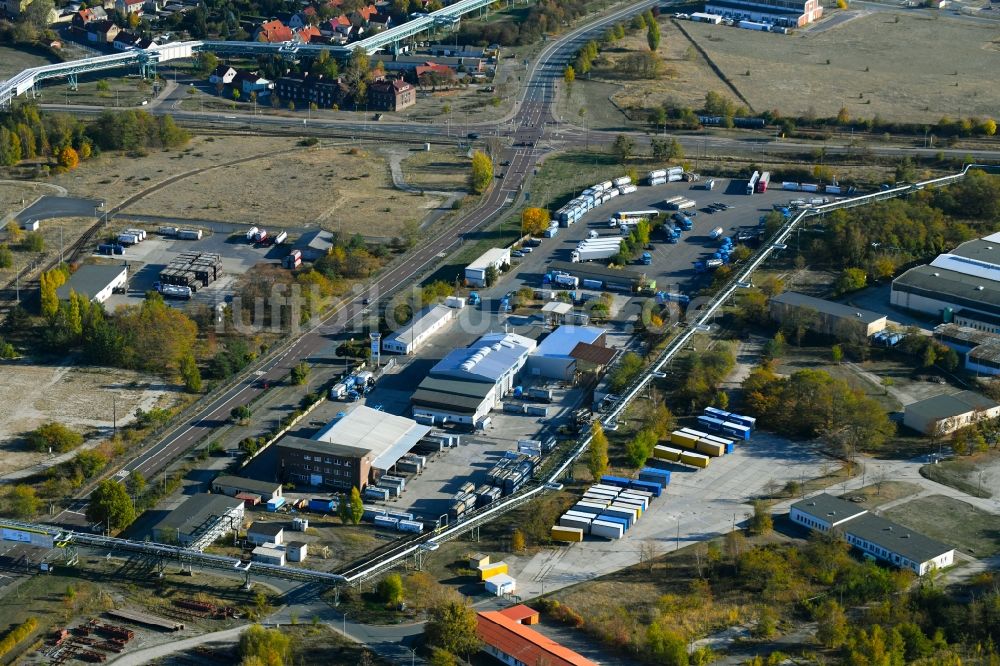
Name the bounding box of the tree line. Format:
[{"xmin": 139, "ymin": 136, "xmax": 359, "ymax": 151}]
[{"xmin": 0, "ymin": 105, "xmax": 189, "ymax": 169}]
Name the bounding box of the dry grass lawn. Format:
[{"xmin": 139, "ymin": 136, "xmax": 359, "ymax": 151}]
[
  {"xmin": 0, "ymin": 46, "xmax": 51, "ymax": 81},
  {"xmin": 399, "ymin": 146, "xmax": 471, "ymax": 189},
  {"xmin": 0, "ymin": 216, "xmax": 93, "ymax": 289},
  {"xmin": 0, "ymin": 181, "xmax": 47, "ymax": 217},
  {"xmin": 681, "ymin": 13, "xmax": 1000, "ymax": 124},
  {"xmin": 125, "ymin": 142, "xmax": 442, "ymax": 235},
  {"xmin": 601, "ymin": 13, "xmax": 1000, "ymax": 125},
  {"xmin": 0, "ymin": 362, "xmax": 177, "ymax": 475}
]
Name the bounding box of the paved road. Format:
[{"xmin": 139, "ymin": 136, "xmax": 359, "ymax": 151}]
[{"xmin": 15, "ymin": 195, "xmax": 104, "ymax": 224}]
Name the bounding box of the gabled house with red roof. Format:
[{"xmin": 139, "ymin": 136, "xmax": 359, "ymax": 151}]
[
  {"xmin": 477, "ymin": 607, "xmax": 599, "ymax": 666},
  {"xmin": 253, "ymin": 19, "xmax": 293, "ymax": 42}
]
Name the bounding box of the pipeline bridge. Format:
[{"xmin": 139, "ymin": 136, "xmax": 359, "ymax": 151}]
[
  {"xmin": 0, "ymin": 0, "xmax": 500, "ymax": 108},
  {"xmin": 0, "ymin": 165, "xmax": 993, "ymax": 591}
]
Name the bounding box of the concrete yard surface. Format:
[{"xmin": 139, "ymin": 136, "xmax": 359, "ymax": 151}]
[{"xmin": 508, "ymin": 435, "xmax": 831, "ymax": 599}]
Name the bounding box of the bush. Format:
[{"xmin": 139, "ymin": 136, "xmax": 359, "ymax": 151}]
[
  {"xmin": 27, "ymin": 422, "xmax": 83, "ymax": 453},
  {"xmin": 0, "ymin": 617, "xmax": 37, "ymax": 658}
]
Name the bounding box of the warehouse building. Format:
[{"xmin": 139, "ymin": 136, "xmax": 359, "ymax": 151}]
[
  {"xmin": 892, "ymin": 234, "xmax": 1000, "ymax": 329},
  {"xmin": 902, "ymin": 390, "xmax": 1000, "ymax": 435},
  {"xmin": 56, "ymin": 263, "xmax": 128, "ymax": 304},
  {"xmin": 527, "ymin": 326, "xmax": 607, "ymax": 380},
  {"xmin": 790, "ymin": 494, "xmax": 954, "ymax": 575},
  {"xmin": 247, "ymin": 522, "xmax": 284, "ymax": 546},
  {"xmin": 841, "ymin": 513, "xmax": 955, "ymax": 575},
  {"xmin": 411, "ymin": 332, "xmax": 535, "ymax": 425},
  {"xmin": 704, "ymin": 0, "xmax": 822, "ymax": 26},
  {"xmin": 151, "ymin": 494, "xmax": 245, "ymax": 550},
  {"xmin": 465, "ymin": 248, "xmax": 511, "ymax": 288},
  {"xmin": 382, "ymin": 304, "xmax": 455, "ymax": 355},
  {"xmin": 211, "ymin": 475, "xmax": 281, "ymax": 503},
  {"xmin": 478, "ymin": 606, "xmax": 599, "ymax": 666},
  {"xmin": 789, "ymin": 493, "xmax": 868, "ymax": 532},
  {"xmin": 411, "ymin": 377, "xmax": 496, "ymax": 425},
  {"xmin": 251, "ymin": 545, "xmax": 286, "ymax": 566},
  {"xmin": 548, "ymin": 260, "xmax": 652, "ymax": 293},
  {"xmin": 769, "ymin": 291, "xmax": 887, "ymax": 338},
  {"xmin": 276, "ymin": 405, "xmax": 431, "ymax": 491},
  {"xmin": 933, "ymin": 324, "xmax": 1000, "ymax": 376}
]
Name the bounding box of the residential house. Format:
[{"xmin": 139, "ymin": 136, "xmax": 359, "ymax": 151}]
[
  {"xmin": 86, "ymin": 20, "xmax": 120, "ymax": 44},
  {"xmin": 209, "ymin": 64, "xmax": 237, "ymax": 85},
  {"xmin": 112, "ymin": 30, "xmax": 140, "ymax": 50},
  {"xmin": 293, "ymin": 25, "xmax": 321, "ymax": 43},
  {"xmin": 71, "ymin": 6, "xmax": 107, "ymax": 27},
  {"xmin": 414, "ymin": 61, "xmax": 456, "ymax": 85},
  {"xmin": 355, "ymin": 3, "xmax": 377, "ymax": 21},
  {"xmin": 233, "ymin": 70, "xmax": 273, "ymax": 97},
  {"xmin": 115, "ymin": 0, "xmax": 144, "ymax": 15},
  {"xmin": 254, "ymin": 19, "xmax": 293, "ymax": 42},
  {"xmin": 288, "ymin": 6, "xmax": 316, "ymax": 28},
  {"xmin": 368, "ymin": 78, "xmax": 415, "ymax": 111},
  {"xmin": 368, "ymin": 12, "xmax": 391, "ymax": 29}
]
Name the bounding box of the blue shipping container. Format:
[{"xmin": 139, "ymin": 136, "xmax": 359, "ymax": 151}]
[
  {"xmin": 722, "ymin": 421, "xmax": 751, "ymax": 440},
  {"xmin": 266, "ymin": 496, "xmax": 286, "ymax": 512},
  {"xmin": 308, "ymin": 498, "xmax": 335, "ymax": 512},
  {"xmin": 600, "ymin": 475, "xmax": 632, "ymax": 489},
  {"xmin": 629, "ymin": 479, "xmax": 663, "ymax": 497},
  {"xmin": 725, "ymin": 442, "xmax": 735, "ymax": 454},
  {"xmin": 726, "ymin": 412, "xmax": 757, "ymax": 430},
  {"xmin": 697, "ymin": 415, "xmax": 726, "ymax": 432},
  {"xmin": 599, "ymin": 514, "xmax": 631, "ymax": 531},
  {"xmin": 703, "ymin": 406, "xmax": 731, "ymax": 421},
  {"xmin": 640, "ymin": 467, "xmax": 671, "ymax": 484}
]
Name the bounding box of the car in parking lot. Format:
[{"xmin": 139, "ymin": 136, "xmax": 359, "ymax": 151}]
[
  {"xmin": 521, "ymin": 246, "xmax": 533, "ymax": 253},
  {"xmin": 512, "ymin": 250, "xmax": 525, "ymax": 258}
]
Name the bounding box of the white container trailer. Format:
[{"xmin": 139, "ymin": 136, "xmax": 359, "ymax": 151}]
[
  {"xmin": 613, "ymin": 176, "xmax": 631, "ymax": 187},
  {"xmin": 801, "ymin": 183, "xmax": 820, "ymax": 192},
  {"xmin": 596, "ymin": 180, "xmax": 613, "ymax": 192},
  {"xmin": 559, "ymin": 514, "xmax": 592, "ymax": 532},
  {"xmin": 590, "ymin": 518, "xmax": 624, "ymax": 540},
  {"xmin": 590, "ymin": 484, "xmax": 623, "ymax": 495},
  {"xmin": 618, "ymin": 184, "xmax": 638, "ymax": 195},
  {"xmin": 667, "ymin": 166, "xmax": 684, "ymax": 175},
  {"xmin": 783, "ymin": 182, "xmax": 800, "ymax": 191},
  {"xmin": 273, "ymin": 231, "xmax": 288, "ymax": 245}
]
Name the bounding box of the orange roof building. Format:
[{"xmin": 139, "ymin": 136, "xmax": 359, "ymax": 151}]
[{"xmin": 477, "ymin": 607, "xmax": 599, "ymax": 666}]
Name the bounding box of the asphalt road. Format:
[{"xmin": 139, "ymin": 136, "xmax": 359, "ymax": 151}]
[{"xmin": 15, "ymin": 195, "xmax": 104, "ymax": 224}]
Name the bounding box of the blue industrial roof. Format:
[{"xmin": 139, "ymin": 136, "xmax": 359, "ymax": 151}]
[
  {"xmin": 430, "ymin": 332, "xmax": 536, "ymax": 383},
  {"xmin": 533, "ymin": 326, "xmax": 605, "ymax": 359}
]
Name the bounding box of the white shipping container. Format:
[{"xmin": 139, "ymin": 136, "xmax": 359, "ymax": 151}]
[
  {"xmin": 825, "ymin": 185, "xmax": 842, "ymax": 194},
  {"xmin": 782, "ymin": 182, "xmax": 800, "ymax": 191},
  {"xmin": 618, "ymin": 184, "xmax": 638, "ymax": 195},
  {"xmin": 571, "ymin": 502, "xmax": 606, "ymax": 515},
  {"xmin": 649, "ymin": 177, "xmax": 667, "ymax": 186},
  {"xmin": 485, "ymin": 573, "xmax": 516, "ymax": 596},
  {"xmin": 590, "ymin": 484, "xmax": 622, "ymax": 495},
  {"xmin": 800, "ymin": 183, "xmax": 820, "ymax": 192},
  {"xmin": 648, "ymin": 169, "xmax": 667, "ymax": 180},
  {"xmin": 559, "ymin": 515, "xmax": 592, "ymax": 532},
  {"xmin": 589, "ymin": 519, "xmax": 624, "ymax": 540},
  {"xmin": 613, "ymin": 176, "xmax": 631, "ymax": 187}
]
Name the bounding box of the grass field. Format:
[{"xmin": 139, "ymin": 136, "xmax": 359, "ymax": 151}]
[
  {"xmin": 41, "ymin": 135, "xmax": 440, "ymax": 238},
  {"xmin": 682, "ymin": 12, "xmax": 1000, "ymax": 124},
  {"xmin": 840, "ymin": 480, "xmax": 923, "ymax": 509},
  {"xmin": 0, "ymin": 45, "xmax": 53, "ymax": 81},
  {"xmin": 399, "ymin": 147, "xmax": 470, "ymax": 190},
  {"xmin": 884, "ymin": 494, "xmax": 1000, "ymax": 557}
]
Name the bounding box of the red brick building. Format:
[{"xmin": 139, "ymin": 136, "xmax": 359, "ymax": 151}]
[{"xmin": 368, "ymin": 78, "xmax": 415, "ymax": 112}]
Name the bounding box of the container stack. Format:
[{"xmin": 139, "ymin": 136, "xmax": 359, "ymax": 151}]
[
  {"xmin": 486, "ymin": 454, "xmax": 534, "ymax": 496},
  {"xmin": 552, "ymin": 472, "xmax": 669, "ymax": 542},
  {"xmin": 159, "ymin": 252, "xmax": 223, "ymax": 291}
]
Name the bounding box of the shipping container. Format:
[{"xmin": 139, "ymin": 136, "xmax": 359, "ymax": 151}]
[
  {"xmin": 377, "ymin": 483, "xmax": 400, "ymax": 498},
  {"xmin": 571, "ymin": 502, "xmax": 606, "ymax": 516},
  {"xmin": 670, "ymin": 431, "xmax": 700, "ymax": 448},
  {"xmin": 478, "ymin": 561, "xmax": 508, "ymax": 580},
  {"xmin": 363, "ymin": 507, "xmax": 387, "ymax": 522},
  {"xmin": 783, "ymin": 182, "xmax": 800, "ymax": 191},
  {"xmin": 647, "ymin": 169, "xmax": 667, "ymax": 181},
  {"xmin": 374, "ymin": 515, "xmax": 400, "ymax": 530},
  {"xmin": 599, "ymin": 513, "xmax": 631, "ymax": 532},
  {"xmin": 266, "ymin": 497, "xmax": 286, "ymax": 512},
  {"xmin": 697, "ymin": 415, "xmax": 726, "ymax": 432},
  {"xmin": 800, "ymin": 183, "xmax": 820, "ymax": 192},
  {"xmin": 590, "ymin": 483, "xmax": 622, "ymax": 495},
  {"xmin": 607, "ymin": 504, "xmax": 639, "ymax": 524},
  {"xmin": 615, "ymin": 495, "xmax": 648, "ymax": 512},
  {"xmin": 680, "ymin": 450, "xmax": 710, "ymax": 468},
  {"xmin": 558, "ymin": 515, "xmax": 592, "ymax": 532},
  {"xmin": 639, "ymin": 467, "xmax": 671, "ymax": 487},
  {"xmin": 308, "ymin": 498, "xmax": 335, "ymax": 513},
  {"xmin": 398, "ymin": 520, "xmax": 424, "ymax": 534},
  {"xmin": 747, "ymin": 170, "xmax": 760, "ymax": 195},
  {"xmin": 756, "ymin": 171, "xmax": 771, "ymax": 193},
  {"xmin": 551, "ymin": 525, "xmax": 584, "ymax": 542},
  {"xmin": 627, "ymin": 479, "xmax": 663, "ymax": 497},
  {"xmin": 722, "ymin": 421, "xmax": 752, "ymax": 440},
  {"xmin": 599, "ymin": 475, "xmax": 632, "ymax": 489},
  {"xmin": 581, "ymin": 494, "xmax": 613, "ymax": 507},
  {"xmin": 590, "ymin": 518, "xmax": 625, "ymax": 540},
  {"xmin": 364, "ymin": 487, "xmax": 390, "ymax": 502},
  {"xmin": 695, "ymin": 439, "xmax": 726, "ymax": 457},
  {"xmin": 273, "ymin": 231, "xmax": 288, "ymax": 245},
  {"xmin": 177, "ymin": 229, "xmax": 202, "ymax": 240},
  {"xmin": 485, "ymin": 573, "xmax": 516, "ymax": 596},
  {"xmin": 158, "ymin": 226, "xmax": 178, "ymax": 236},
  {"xmin": 653, "ymin": 445, "xmax": 682, "ymax": 461}
]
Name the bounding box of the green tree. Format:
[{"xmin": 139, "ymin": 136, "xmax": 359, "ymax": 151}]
[
  {"xmin": 832, "ymin": 344, "xmax": 843, "ymax": 364},
  {"xmin": 23, "ymin": 231, "xmax": 43, "ymax": 252},
  {"xmin": 86, "ymin": 480, "xmax": 136, "ymax": 531},
  {"xmin": 588, "ymin": 422, "xmax": 609, "ymax": 481},
  {"xmin": 74, "ymin": 450, "xmax": 107, "ymax": 478},
  {"xmin": 484, "ymin": 264, "xmax": 499, "ymax": 287},
  {"xmin": 377, "ymin": 573, "xmax": 404, "ymax": 606},
  {"xmin": 6, "ymin": 485, "xmax": 40, "ymax": 519},
  {"xmin": 27, "ymin": 422, "xmax": 83, "ymax": 453},
  {"xmin": 24, "ymin": 0, "xmax": 55, "ymax": 28},
  {"xmin": 239, "ymin": 624, "xmax": 292, "ymax": 665},
  {"xmin": 0, "ymin": 127, "xmax": 22, "ymax": 167},
  {"xmin": 834, "ymin": 267, "xmax": 867, "ymax": 295},
  {"xmin": 609, "ymin": 351, "xmax": 643, "ymax": 393},
  {"xmin": 563, "ymin": 65, "xmax": 575, "ymax": 85},
  {"xmin": 626, "ymin": 428, "xmax": 657, "ymax": 468},
  {"xmin": 290, "ymin": 361, "xmax": 310, "ymax": 385},
  {"xmin": 6, "ymin": 221, "xmax": 22, "ymax": 244},
  {"xmin": 650, "ymin": 404, "xmax": 675, "ymax": 439},
  {"xmin": 196, "ymin": 51, "xmax": 219, "ymax": 76},
  {"xmin": 815, "ymin": 599, "xmax": 849, "ymax": 648},
  {"xmin": 645, "ymin": 622, "xmax": 688, "ymax": 665},
  {"xmin": 424, "ymin": 600, "xmax": 480, "ymax": 658},
  {"xmin": 347, "ymin": 486, "xmax": 364, "ymax": 525},
  {"xmin": 179, "ymin": 353, "xmax": 202, "ymax": 393},
  {"xmin": 428, "ymin": 648, "xmax": 458, "ymax": 666},
  {"xmin": 127, "ymin": 470, "xmax": 146, "ymax": 496},
  {"xmin": 511, "ymin": 528, "xmax": 526, "ymax": 552},
  {"xmin": 646, "ymin": 18, "xmax": 661, "ymax": 51},
  {"xmin": 231, "ymin": 405, "xmax": 251, "ymax": 423},
  {"xmin": 612, "ymin": 133, "xmax": 635, "ymax": 163},
  {"xmin": 470, "ymin": 150, "xmax": 493, "ymax": 194},
  {"xmin": 749, "ymin": 500, "xmax": 773, "ymax": 535}
]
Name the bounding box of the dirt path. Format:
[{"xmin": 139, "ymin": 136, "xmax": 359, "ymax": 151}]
[{"xmin": 109, "ymin": 624, "xmax": 250, "ymax": 665}]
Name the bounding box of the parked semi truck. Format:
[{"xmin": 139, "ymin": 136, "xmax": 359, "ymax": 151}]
[{"xmin": 572, "ymin": 238, "xmax": 623, "ymax": 262}]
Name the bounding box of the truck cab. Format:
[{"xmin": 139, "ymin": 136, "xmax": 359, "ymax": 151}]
[
  {"xmin": 641, "ymin": 252, "xmax": 653, "ymax": 265},
  {"xmin": 468, "ymin": 292, "xmax": 481, "ymax": 307}
]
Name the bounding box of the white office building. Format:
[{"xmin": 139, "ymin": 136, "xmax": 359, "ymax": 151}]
[
  {"xmin": 382, "ymin": 304, "xmax": 455, "ymax": 355},
  {"xmin": 465, "ymin": 248, "xmax": 511, "ymax": 288}
]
